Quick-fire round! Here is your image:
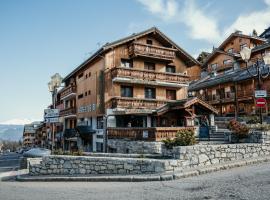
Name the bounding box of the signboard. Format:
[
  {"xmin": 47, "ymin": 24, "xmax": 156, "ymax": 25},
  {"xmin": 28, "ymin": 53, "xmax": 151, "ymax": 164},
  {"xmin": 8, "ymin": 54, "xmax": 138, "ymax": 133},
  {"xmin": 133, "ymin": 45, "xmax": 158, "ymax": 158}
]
[
  {"xmin": 45, "ymin": 117, "xmax": 59, "ymax": 123},
  {"xmin": 256, "ymin": 98, "xmax": 267, "ymax": 107},
  {"xmin": 143, "ymin": 130, "xmax": 149, "ymax": 139},
  {"xmin": 255, "ymin": 90, "xmax": 267, "ymax": 98},
  {"xmin": 44, "ymin": 109, "xmax": 59, "ymax": 118}
]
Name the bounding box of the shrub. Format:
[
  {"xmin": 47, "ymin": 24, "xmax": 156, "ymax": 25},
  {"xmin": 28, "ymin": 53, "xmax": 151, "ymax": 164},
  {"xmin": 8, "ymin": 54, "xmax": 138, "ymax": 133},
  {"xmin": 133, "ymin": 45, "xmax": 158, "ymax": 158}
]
[
  {"xmin": 228, "ymin": 119, "xmax": 249, "ymax": 139},
  {"xmin": 53, "ymin": 149, "xmax": 63, "ymax": 155},
  {"xmin": 163, "ymin": 129, "xmax": 196, "ymax": 148}
]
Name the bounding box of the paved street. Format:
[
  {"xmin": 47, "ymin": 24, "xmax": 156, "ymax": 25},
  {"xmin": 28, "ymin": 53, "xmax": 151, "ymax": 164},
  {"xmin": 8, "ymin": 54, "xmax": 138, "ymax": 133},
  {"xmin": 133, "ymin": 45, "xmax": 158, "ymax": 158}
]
[
  {"xmin": 0, "ymin": 152, "xmax": 21, "ymax": 173},
  {"xmin": 0, "ymin": 162, "xmax": 269, "ymax": 200}
]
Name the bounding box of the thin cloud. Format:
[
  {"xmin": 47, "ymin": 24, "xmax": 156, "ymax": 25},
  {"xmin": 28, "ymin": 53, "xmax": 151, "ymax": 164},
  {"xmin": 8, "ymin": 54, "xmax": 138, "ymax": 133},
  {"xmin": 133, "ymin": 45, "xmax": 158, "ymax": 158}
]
[
  {"xmin": 225, "ymin": 0, "xmax": 270, "ymax": 36},
  {"xmin": 136, "ymin": 0, "xmax": 222, "ymax": 43},
  {"xmin": 136, "ymin": 0, "xmax": 270, "ymax": 45}
]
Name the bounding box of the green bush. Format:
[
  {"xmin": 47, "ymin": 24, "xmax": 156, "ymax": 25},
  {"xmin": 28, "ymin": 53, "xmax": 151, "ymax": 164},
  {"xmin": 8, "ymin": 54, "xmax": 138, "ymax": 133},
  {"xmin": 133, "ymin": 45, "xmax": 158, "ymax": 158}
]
[{"xmin": 163, "ymin": 129, "xmax": 196, "ymax": 149}]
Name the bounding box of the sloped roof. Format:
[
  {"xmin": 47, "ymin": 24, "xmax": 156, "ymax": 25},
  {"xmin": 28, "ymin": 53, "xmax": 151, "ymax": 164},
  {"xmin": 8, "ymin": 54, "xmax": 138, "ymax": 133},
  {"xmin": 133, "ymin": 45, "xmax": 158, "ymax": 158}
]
[
  {"xmin": 63, "ymin": 27, "xmax": 199, "ymax": 82},
  {"xmin": 218, "ymin": 32, "xmax": 266, "ymax": 50},
  {"xmin": 202, "ymin": 48, "xmax": 240, "ymax": 67},
  {"xmin": 189, "ymin": 64, "xmax": 270, "ymax": 91},
  {"xmin": 156, "ymin": 97, "xmax": 218, "ymax": 115}
]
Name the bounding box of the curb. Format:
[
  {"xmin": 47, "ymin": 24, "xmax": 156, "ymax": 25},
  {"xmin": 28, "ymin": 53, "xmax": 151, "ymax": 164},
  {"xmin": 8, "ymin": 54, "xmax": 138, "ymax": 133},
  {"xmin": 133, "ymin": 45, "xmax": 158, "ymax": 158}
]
[
  {"xmin": 16, "ymin": 156, "xmax": 270, "ymax": 182},
  {"xmin": 0, "ymin": 169, "xmax": 28, "ymax": 181}
]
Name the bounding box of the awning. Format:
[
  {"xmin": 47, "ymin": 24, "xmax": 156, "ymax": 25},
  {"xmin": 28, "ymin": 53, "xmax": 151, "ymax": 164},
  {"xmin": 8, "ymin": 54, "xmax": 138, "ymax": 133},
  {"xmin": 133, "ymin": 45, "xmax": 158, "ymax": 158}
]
[
  {"xmin": 76, "ymin": 126, "xmax": 96, "ymax": 140},
  {"xmin": 63, "ymin": 129, "xmax": 78, "ymax": 139},
  {"xmin": 155, "ymin": 97, "xmax": 218, "ymax": 116}
]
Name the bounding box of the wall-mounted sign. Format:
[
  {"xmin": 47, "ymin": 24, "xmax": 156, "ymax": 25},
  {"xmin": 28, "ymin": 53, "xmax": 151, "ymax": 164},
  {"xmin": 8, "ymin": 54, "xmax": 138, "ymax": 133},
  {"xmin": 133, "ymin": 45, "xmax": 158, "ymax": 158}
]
[
  {"xmin": 45, "ymin": 117, "xmax": 59, "ymax": 123},
  {"xmin": 143, "ymin": 130, "xmax": 149, "ymax": 139},
  {"xmin": 44, "ymin": 109, "xmax": 59, "ymax": 118},
  {"xmin": 78, "ymin": 104, "xmax": 97, "ymax": 113},
  {"xmin": 255, "ymin": 90, "xmax": 267, "ymax": 98}
]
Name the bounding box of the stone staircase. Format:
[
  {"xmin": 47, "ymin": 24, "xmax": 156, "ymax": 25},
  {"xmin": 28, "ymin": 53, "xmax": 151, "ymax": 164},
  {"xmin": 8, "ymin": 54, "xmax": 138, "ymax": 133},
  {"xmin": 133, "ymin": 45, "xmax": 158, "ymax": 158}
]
[{"xmin": 197, "ymin": 127, "xmax": 231, "ymax": 144}]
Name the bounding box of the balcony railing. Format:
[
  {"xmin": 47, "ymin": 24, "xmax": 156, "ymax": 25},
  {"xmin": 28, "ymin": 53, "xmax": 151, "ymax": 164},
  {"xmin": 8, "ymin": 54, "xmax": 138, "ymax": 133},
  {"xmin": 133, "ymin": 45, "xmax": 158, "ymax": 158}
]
[
  {"xmin": 60, "ymin": 85, "xmax": 76, "ymax": 100},
  {"xmin": 106, "ymin": 97, "xmax": 172, "ymax": 110},
  {"xmin": 107, "ymin": 127, "xmax": 195, "ymax": 141},
  {"xmin": 128, "ymin": 42, "xmax": 176, "ymax": 61},
  {"xmin": 237, "ymin": 90, "xmax": 253, "ymax": 99},
  {"xmin": 110, "ymin": 67, "xmax": 190, "ymax": 84},
  {"xmin": 59, "ymin": 107, "xmax": 76, "ymax": 117}
]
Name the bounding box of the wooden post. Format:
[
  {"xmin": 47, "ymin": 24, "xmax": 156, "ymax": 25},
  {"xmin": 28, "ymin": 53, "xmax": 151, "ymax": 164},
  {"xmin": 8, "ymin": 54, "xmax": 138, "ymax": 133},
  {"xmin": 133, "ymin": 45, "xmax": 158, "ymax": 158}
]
[{"xmin": 234, "ymin": 82, "xmax": 238, "ymax": 119}]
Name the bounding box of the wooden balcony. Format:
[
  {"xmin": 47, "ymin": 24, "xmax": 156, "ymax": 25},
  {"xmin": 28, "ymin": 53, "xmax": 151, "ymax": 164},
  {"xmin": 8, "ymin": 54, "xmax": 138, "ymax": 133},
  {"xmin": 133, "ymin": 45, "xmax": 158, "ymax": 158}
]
[
  {"xmin": 106, "ymin": 97, "xmax": 172, "ymax": 110},
  {"xmin": 216, "ymin": 63, "xmax": 234, "ymax": 72},
  {"xmin": 237, "ymin": 90, "xmax": 253, "ymax": 100},
  {"xmin": 110, "ymin": 67, "xmax": 189, "ymax": 84},
  {"xmin": 128, "ymin": 42, "xmax": 176, "ymax": 61},
  {"xmin": 59, "ymin": 107, "xmax": 76, "ymax": 117},
  {"xmin": 60, "ymin": 85, "xmax": 76, "ymax": 100},
  {"xmin": 107, "ymin": 127, "xmax": 195, "ymax": 141}
]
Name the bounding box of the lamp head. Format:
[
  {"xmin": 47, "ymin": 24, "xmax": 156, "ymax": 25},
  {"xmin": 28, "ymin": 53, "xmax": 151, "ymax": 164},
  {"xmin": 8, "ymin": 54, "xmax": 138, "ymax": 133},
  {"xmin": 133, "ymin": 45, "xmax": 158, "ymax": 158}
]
[
  {"xmin": 263, "ymin": 53, "xmax": 270, "ymax": 65},
  {"xmin": 240, "ymin": 47, "xmax": 251, "ymax": 62}
]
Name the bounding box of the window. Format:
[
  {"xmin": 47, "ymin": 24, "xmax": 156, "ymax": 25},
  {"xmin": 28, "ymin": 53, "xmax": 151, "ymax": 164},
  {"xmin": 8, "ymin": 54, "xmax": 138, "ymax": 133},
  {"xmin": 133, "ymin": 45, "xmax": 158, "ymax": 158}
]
[
  {"xmin": 89, "ymin": 72, "xmax": 91, "ymax": 77},
  {"xmin": 144, "ymin": 62, "xmax": 155, "ymax": 71},
  {"xmin": 121, "ymin": 59, "xmax": 132, "ymax": 68},
  {"xmin": 145, "ymin": 87, "xmax": 156, "ymax": 99},
  {"xmin": 121, "ymin": 86, "xmax": 133, "ymax": 97},
  {"xmin": 227, "ymin": 48, "xmax": 234, "ymax": 53},
  {"xmin": 223, "ymin": 59, "xmax": 232, "ymax": 65},
  {"xmin": 88, "ymin": 90, "xmax": 91, "ymax": 95},
  {"xmin": 211, "ymin": 63, "xmax": 218, "ymax": 70},
  {"xmin": 97, "ymin": 117, "xmax": 104, "ymax": 129},
  {"xmin": 166, "ymin": 65, "xmax": 176, "ymax": 73},
  {"xmin": 166, "ymin": 90, "xmax": 176, "ymax": 100},
  {"xmin": 78, "ymin": 94, "xmax": 83, "ymax": 99},
  {"xmin": 85, "ymin": 74, "xmax": 88, "ymax": 79},
  {"xmin": 85, "ymin": 92, "xmax": 87, "ymax": 96},
  {"xmin": 78, "ymin": 73, "xmax": 84, "ymax": 79},
  {"xmin": 240, "ymin": 43, "xmax": 248, "ymax": 50},
  {"xmin": 146, "ymin": 39, "xmax": 153, "ymax": 45},
  {"xmin": 96, "ymin": 135, "xmax": 103, "ymax": 139}
]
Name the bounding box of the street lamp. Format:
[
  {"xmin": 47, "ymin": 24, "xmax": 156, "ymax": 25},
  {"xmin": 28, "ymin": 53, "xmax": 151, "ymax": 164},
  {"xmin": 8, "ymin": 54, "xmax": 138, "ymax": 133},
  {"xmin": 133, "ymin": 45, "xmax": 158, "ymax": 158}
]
[
  {"xmin": 240, "ymin": 47, "xmax": 270, "ymax": 124},
  {"xmin": 48, "ymin": 73, "xmax": 63, "ymax": 151}
]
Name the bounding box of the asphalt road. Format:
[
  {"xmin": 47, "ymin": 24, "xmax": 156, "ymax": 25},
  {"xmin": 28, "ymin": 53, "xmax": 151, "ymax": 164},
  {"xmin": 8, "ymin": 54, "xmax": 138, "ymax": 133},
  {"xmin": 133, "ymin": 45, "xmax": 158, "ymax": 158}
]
[
  {"xmin": 0, "ymin": 152, "xmax": 21, "ymax": 173},
  {"xmin": 0, "ymin": 161, "xmax": 270, "ymax": 200}
]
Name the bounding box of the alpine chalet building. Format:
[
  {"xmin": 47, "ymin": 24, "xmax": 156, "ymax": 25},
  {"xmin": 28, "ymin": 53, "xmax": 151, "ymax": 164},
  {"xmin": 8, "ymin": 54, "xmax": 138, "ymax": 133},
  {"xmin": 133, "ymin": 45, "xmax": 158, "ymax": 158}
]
[{"xmin": 58, "ymin": 27, "xmax": 217, "ymax": 153}]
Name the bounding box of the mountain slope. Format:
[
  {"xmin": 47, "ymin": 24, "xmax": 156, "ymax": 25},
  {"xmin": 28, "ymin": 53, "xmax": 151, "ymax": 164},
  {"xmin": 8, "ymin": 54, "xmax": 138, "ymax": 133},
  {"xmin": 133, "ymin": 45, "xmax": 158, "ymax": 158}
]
[{"xmin": 0, "ymin": 125, "xmax": 24, "ymax": 141}]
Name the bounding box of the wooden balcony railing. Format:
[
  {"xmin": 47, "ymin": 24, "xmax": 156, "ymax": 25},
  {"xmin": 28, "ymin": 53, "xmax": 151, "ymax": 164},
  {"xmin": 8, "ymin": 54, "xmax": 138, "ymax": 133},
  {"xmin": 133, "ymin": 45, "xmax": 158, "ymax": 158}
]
[
  {"xmin": 107, "ymin": 127, "xmax": 195, "ymax": 141},
  {"xmin": 216, "ymin": 63, "xmax": 233, "ymax": 71},
  {"xmin": 110, "ymin": 67, "xmax": 190, "ymax": 84},
  {"xmin": 60, "ymin": 85, "xmax": 76, "ymax": 99},
  {"xmin": 128, "ymin": 42, "xmax": 176, "ymax": 61},
  {"xmin": 106, "ymin": 97, "xmax": 172, "ymax": 109},
  {"xmin": 59, "ymin": 107, "xmax": 76, "ymax": 117},
  {"xmin": 237, "ymin": 90, "xmax": 253, "ymax": 98}
]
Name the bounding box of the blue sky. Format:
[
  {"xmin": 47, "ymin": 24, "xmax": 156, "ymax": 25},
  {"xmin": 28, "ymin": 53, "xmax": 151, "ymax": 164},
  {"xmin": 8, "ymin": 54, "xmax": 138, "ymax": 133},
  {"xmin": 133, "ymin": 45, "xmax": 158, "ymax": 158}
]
[{"xmin": 0, "ymin": 0, "xmax": 270, "ymax": 123}]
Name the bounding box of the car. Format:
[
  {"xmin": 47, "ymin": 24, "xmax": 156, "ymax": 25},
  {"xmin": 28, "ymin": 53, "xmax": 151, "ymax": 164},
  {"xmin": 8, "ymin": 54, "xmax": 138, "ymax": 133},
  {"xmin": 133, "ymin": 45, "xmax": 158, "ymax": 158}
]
[{"xmin": 23, "ymin": 148, "xmax": 51, "ymax": 158}]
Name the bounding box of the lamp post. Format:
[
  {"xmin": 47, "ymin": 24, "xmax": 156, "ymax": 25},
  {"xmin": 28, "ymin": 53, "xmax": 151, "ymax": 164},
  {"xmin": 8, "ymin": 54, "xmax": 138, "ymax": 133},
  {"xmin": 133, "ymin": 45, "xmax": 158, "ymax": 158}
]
[
  {"xmin": 240, "ymin": 47, "xmax": 270, "ymax": 124},
  {"xmin": 48, "ymin": 73, "xmax": 62, "ymax": 151}
]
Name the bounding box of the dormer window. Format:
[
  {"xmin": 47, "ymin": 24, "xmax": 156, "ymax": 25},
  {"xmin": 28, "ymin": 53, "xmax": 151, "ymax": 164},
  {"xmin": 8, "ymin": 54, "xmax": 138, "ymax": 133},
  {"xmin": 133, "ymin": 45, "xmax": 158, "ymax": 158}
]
[
  {"xmin": 223, "ymin": 59, "xmax": 232, "ymax": 65},
  {"xmin": 146, "ymin": 39, "xmax": 153, "ymax": 45},
  {"xmin": 227, "ymin": 48, "xmax": 234, "ymax": 53},
  {"xmin": 210, "ymin": 63, "xmax": 218, "ymax": 71}
]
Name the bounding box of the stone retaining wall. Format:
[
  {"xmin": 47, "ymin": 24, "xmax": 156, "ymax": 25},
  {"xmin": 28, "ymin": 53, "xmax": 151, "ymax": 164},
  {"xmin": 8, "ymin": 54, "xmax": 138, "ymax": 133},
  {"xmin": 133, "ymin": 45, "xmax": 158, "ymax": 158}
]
[
  {"xmin": 163, "ymin": 143, "xmax": 270, "ymax": 168},
  {"xmin": 29, "ymin": 143, "xmax": 270, "ymax": 176},
  {"xmin": 29, "ymin": 156, "xmax": 175, "ymax": 176}
]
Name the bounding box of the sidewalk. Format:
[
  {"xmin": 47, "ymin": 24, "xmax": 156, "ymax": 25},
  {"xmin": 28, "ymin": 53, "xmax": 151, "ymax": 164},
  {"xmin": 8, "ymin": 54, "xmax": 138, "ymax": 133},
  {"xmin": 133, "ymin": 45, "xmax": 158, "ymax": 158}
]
[
  {"xmin": 16, "ymin": 156, "xmax": 270, "ymax": 182},
  {"xmin": 0, "ymin": 169, "xmax": 28, "ymax": 181}
]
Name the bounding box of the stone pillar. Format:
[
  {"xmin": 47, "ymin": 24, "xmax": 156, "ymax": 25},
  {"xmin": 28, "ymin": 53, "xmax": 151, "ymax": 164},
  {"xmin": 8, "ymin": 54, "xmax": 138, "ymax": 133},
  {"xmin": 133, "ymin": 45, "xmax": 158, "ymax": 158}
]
[{"xmin": 209, "ymin": 114, "xmax": 215, "ymax": 126}]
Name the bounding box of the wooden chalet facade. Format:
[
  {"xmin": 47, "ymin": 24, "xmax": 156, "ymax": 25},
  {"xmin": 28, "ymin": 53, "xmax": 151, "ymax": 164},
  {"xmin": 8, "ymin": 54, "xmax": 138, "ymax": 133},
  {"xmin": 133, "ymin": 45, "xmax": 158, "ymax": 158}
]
[
  {"xmin": 56, "ymin": 27, "xmax": 217, "ymax": 152},
  {"xmin": 189, "ymin": 30, "xmax": 270, "ymax": 117}
]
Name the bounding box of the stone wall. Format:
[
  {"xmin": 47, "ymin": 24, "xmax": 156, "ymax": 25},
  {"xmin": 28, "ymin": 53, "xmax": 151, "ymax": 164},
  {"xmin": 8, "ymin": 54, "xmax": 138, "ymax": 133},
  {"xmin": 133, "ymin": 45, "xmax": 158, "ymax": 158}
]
[
  {"xmin": 29, "ymin": 143, "xmax": 270, "ymax": 176},
  {"xmin": 163, "ymin": 143, "xmax": 270, "ymax": 169},
  {"xmin": 29, "ymin": 156, "xmax": 180, "ymax": 176},
  {"xmin": 107, "ymin": 140, "xmax": 164, "ymax": 154}
]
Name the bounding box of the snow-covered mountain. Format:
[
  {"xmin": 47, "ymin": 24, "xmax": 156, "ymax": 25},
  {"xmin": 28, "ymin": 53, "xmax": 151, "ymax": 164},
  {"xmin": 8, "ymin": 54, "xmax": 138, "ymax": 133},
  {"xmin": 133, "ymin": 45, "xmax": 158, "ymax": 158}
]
[
  {"xmin": 0, "ymin": 118, "xmax": 40, "ymax": 125},
  {"xmin": 0, "ymin": 118, "xmax": 40, "ymax": 141}
]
